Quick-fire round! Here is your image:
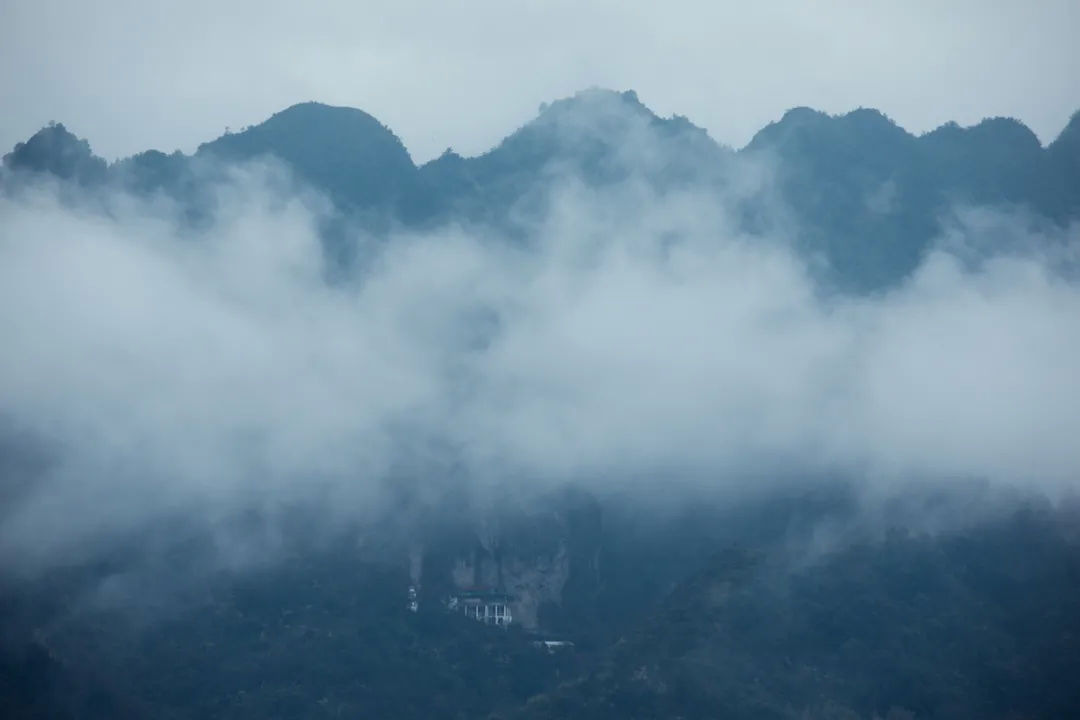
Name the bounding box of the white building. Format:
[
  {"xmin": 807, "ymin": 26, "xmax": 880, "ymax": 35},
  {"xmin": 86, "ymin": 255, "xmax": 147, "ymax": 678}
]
[{"xmin": 447, "ymin": 590, "xmax": 513, "ymax": 627}]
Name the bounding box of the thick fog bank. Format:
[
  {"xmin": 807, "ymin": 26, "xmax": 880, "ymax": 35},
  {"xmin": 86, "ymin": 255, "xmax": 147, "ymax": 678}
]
[{"xmin": 1, "ymin": 166, "xmax": 1078, "ymax": 573}]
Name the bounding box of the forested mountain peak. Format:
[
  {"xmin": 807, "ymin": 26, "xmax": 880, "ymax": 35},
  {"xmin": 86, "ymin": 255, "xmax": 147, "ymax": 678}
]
[
  {"xmin": 1, "ymin": 122, "xmax": 107, "ymax": 185},
  {"xmin": 1050, "ymin": 109, "xmax": 1080, "ymax": 148},
  {"xmin": 747, "ymin": 105, "xmax": 914, "ymax": 155},
  {"xmin": 195, "ymin": 101, "xmax": 420, "ymax": 214}
]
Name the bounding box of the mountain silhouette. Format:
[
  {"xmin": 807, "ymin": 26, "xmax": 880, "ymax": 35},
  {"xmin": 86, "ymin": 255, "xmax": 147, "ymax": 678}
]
[
  {"xmin": 3, "ymin": 90, "xmax": 1077, "ymax": 291},
  {"xmin": 2, "ymin": 122, "xmax": 107, "ymax": 186}
]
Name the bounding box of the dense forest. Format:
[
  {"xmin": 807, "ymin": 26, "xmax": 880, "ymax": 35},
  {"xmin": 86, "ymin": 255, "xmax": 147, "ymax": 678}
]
[{"xmin": 2, "ymin": 490, "xmax": 1078, "ymax": 719}]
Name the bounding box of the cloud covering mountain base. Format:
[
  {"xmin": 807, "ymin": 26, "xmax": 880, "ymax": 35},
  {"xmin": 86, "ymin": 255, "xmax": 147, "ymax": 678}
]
[{"xmin": 1, "ymin": 161, "xmax": 1078, "ymax": 572}]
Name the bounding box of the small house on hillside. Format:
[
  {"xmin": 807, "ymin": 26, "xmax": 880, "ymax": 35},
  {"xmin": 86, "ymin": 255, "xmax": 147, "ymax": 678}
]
[{"xmin": 447, "ymin": 589, "xmax": 513, "ymax": 627}]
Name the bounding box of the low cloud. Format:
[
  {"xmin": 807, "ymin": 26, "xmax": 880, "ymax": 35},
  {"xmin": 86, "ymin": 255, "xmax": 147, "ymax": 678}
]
[{"xmin": 1, "ymin": 165, "xmax": 1078, "ymax": 573}]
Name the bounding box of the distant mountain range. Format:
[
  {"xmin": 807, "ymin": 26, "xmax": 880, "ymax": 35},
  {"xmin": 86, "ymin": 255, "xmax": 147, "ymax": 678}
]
[{"xmin": 4, "ymin": 88, "xmax": 1079, "ymax": 291}]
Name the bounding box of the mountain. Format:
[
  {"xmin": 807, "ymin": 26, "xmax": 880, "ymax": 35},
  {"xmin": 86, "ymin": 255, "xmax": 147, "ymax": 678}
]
[
  {"xmin": 195, "ymin": 102, "xmax": 428, "ymax": 221},
  {"xmin": 743, "ymin": 107, "xmax": 930, "ymax": 289},
  {"xmin": 2, "ymin": 89, "xmax": 1078, "ymax": 290},
  {"xmin": 1, "ymin": 122, "xmax": 107, "ymax": 186},
  {"xmin": 3, "ymin": 90, "xmax": 1079, "ymax": 718},
  {"xmin": 1046, "ymin": 110, "xmax": 1080, "ymax": 218},
  {"xmin": 918, "ymin": 117, "xmax": 1045, "ymax": 207},
  {"xmin": 740, "ymin": 107, "xmax": 1072, "ymax": 290},
  {"xmin": 418, "ymin": 89, "xmax": 733, "ymax": 225}
]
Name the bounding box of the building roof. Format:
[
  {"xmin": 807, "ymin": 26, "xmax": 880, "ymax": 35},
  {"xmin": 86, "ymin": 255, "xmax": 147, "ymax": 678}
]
[{"xmin": 452, "ymin": 588, "xmax": 513, "ymax": 602}]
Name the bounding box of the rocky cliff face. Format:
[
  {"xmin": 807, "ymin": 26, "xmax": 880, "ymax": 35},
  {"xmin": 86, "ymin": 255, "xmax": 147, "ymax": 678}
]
[
  {"xmin": 499, "ymin": 545, "xmax": 571, "ymax": 630},
  {"xmin": 421, "ymin": 488, "xmax": 601, "ymax": 631},
  {"xmin": 447, "ymin": 539, "xmax": 571, "ymax": 630}
]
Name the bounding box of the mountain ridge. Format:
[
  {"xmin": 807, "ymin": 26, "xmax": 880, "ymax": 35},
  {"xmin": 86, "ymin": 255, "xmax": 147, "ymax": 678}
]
[
  {"xmin": 7, "ymin": 92, "xmax": 1075, "ymax": 173},
  {"xmin": 4, "ymin": 89, "xmax": 1078, "ymax": 291}
]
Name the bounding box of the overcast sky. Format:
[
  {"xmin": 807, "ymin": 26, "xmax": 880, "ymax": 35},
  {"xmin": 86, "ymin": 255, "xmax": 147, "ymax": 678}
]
[{"xmin": 2, "ymin": 1, "xmax": 1078, "ymax": 164}]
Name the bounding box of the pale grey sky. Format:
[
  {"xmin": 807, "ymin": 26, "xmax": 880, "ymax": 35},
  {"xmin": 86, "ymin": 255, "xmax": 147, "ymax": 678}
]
[{"xmin": 2, "ymin": 1, "xmax": 1079, "ymax": 162}]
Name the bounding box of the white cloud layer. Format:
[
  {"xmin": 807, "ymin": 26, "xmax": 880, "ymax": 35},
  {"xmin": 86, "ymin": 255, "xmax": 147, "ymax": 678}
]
[{"xmin": 1, "ymin": 166, "xmax": 1078, "ymax": 569}]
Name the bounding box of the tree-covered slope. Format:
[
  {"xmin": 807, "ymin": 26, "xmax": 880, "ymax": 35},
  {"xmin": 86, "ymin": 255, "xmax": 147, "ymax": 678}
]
[{"xmin": 512, "ymin": 505, "xmax": 1080, "ymax": 720}]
